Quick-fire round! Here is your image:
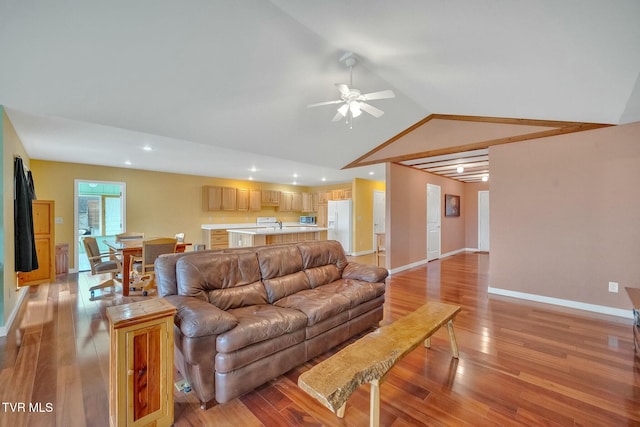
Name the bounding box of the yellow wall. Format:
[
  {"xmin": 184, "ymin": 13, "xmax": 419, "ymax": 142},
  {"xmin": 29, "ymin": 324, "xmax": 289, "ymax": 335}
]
[
  {"xmin": 353, "ymin": 178, "xmax": 385, "ymax": 254},
  {"xmin": 2, "ymin": 108, "xmax": 30, "ymax": 326},
  {"xmin": 30, "ymin": 160, "xmax": 351, "ymax": 270}
]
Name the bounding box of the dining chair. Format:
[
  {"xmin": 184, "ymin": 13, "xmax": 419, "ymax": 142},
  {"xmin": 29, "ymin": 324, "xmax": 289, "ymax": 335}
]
[
  {"xmin": 131, "ymin": 237, "xmax": 177, "ymax": 296},
  {"xmin": 82, "ymin": 236, "xmax": 123, "ymax": 299},
  {"xmin": 116, "ymin": 231, "xmax": 144, "ymax": 241}
]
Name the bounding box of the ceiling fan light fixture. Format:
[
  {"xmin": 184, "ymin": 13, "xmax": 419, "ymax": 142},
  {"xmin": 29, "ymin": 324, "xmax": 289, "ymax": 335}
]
[
  {"xmin": 350, "ymin": 102, "xmax": 362, "ymax": 118},
  {"xmin": 456, "ymin": 166, "xmax": 464, "ymax": 173}
]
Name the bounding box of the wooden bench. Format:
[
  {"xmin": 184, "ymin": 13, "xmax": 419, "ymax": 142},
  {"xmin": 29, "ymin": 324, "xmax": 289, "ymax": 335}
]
[{"xmin": 298, "ymin": 301, "xmax": 461, "ymax": 427}]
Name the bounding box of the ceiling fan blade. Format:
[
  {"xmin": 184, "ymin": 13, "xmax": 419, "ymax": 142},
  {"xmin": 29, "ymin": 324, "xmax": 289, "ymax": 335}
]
[
  {"xmin": 359, "ymin": 102, "xmax": 384, "ymax": 118},
  {"xmin": 359, "ymin": 89, "xmax": 395, "ymax": 101},
  {"xmin": 307, "ymin": 99, "xmax": 343, "ymax": 108},
  {"xmin": 331, "ymin": 111, "xmax": 344, "ymax": 122},
  {"xmin": 331, "ymin": 104, "xmax": 349, "ymax": 121},
  {"xmin": 335, "ymin": 83, "xmax": 351, "ymax": 96}
]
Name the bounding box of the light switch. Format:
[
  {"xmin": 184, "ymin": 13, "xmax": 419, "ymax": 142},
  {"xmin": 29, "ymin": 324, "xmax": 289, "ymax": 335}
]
[{"xmin": 55, "ymin": 217, "xmax": 63, "ymax": 224}]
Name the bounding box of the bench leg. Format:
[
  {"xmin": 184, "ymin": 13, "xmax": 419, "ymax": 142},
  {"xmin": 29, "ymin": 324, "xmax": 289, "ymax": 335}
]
[
  {"xmin": 337, "ymin": 403, "xmax": 346, "ymax": 418},
  {"xmin": 447, "ymin": 320, "xmax": 459, "ymax": 358},
  {"xmin": 370, "ymin": 379, "xmax": 380, "ymax": 427}
]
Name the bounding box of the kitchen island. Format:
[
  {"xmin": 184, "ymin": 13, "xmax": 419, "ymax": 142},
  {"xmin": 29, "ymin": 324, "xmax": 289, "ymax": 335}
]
[{"xmin": 228, "ymin": 226, "xmax": 328, "ymax": 248}]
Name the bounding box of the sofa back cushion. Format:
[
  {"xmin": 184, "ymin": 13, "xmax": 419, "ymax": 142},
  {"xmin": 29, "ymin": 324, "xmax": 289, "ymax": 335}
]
[
  {"xmin": 298, "ymin": 240, "xmax": 348, "ymax": 288},
  {"xmin": 256, "ymin": 245, "xmax": 310, "ymax": 303},
  {"xmin": 176, "ymin": 252, "xmax": 268, "ymax": 310}
]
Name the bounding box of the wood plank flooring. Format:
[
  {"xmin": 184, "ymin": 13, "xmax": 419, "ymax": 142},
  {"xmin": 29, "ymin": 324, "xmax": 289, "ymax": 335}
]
[{"xmin": 1, "ymin": 252, "xmax": 638, "ymax": 426}]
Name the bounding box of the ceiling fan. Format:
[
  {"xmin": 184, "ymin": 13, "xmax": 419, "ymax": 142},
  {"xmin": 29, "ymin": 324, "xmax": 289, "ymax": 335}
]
[{"xmin": 307, "ymin": 52, "xmax": 395, "ymax": 127}]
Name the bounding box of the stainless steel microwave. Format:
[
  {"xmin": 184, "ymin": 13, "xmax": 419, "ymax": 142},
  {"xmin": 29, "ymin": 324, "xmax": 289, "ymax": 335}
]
[{"xmin": 299, "ymin": 216, "xmax": 316, "ymax": 225}]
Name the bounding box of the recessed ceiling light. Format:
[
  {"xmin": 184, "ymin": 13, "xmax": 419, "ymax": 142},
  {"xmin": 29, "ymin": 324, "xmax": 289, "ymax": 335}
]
[
  {"xmin": 293, "ymin": 181, "xmax": 297, "ymax": 185},
  {"xmin": 293, "ymin": 173, "xmax": 299, "ymax": 178},
  {"xmin": 369, "ymin": 171, "xmax": 375, "ymax": 176},
  {"xmin": 321, "ymin": 177, "xmax": 326, "ymax": 182},
  {"xmin": 248, "ymin": 176, "xmax": 254, "ymax": 181},
  {"xmin": 143, "ymin": 145, "xmax": 152, "ymax": 151},
  {"xmin": 456, "ymin": 166, "xmax": 464, "ymax": 173},
  {"xmin": 249, "ymin": 167, "xmax": 257, "ymax": 172},
  {"xmin": 124, "ymin": 160, "xmax": 132, "ymax": 166},
  {"xmin": 482, "ymin": 175, "xmax": 489, "ymax": 182}
]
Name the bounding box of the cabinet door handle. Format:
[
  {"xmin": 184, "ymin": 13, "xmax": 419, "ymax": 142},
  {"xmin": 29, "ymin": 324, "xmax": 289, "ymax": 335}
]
[{"xmin": 127, "ymin": 370, "xmax": 134, "ymax": 376}]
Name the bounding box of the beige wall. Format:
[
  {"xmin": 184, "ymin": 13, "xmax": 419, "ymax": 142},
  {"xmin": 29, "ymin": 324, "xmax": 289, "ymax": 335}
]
[
  {"xmin": 490, "ymin": 121, "xmax": 640, "ymax": 310},
  {"xmin": 353, "ymin": 178, "xmax": 385, "ymax": 254},
  {"xmin": 30, "ymin": 160, "xmax": 325, "ymax": 270},
  {"xmin": 464, "ymin": 182, "xmax": 490, "ymax": 249},
  {"xmin": 2, "ymin": 108, "xmax": 30, "ymax": 326},
  {"xmin": 387, "ymin": 162, "xmax": 467, "ymax": 270}
]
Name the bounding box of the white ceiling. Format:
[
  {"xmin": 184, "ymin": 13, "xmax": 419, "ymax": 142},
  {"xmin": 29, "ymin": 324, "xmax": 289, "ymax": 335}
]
[{"xmin": 1, "ymin": 1, "xmax": 639, "ymax": 186}]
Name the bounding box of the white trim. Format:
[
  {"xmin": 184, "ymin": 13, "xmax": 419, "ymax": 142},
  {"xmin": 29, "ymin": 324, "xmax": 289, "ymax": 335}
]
[
  {"xmin": 488, "ymin": 287, "xmax": 633, "ymax": 319},
  {"xmin": 0, "ymin": 286, "xmax": 28, "ymax": 337},
  {"xmin": 440, "ymin": 248, "xmax": 469, "ymax": 258},
  {"xmin": 352, "ymin": 249, "xmax": 375, "ymax": 257}
]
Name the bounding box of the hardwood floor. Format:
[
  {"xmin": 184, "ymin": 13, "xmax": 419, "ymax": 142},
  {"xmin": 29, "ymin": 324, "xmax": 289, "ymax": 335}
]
[{"xmin": 1, "ymin": 252, "xmax": 638, "ymax": 426}]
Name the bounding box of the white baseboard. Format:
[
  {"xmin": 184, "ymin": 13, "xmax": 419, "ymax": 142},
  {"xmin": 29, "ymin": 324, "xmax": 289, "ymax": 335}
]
[
  {"xmin": 441, "ymin": 248, "xmax": 476, "ymax": 258},
  {"xmin": 351, "ymin": 249, "xmax": 375, "ymax": 257},
  {"xmin": 389, "ymin": 259, "xmax": 429, "ymax": 275},
  {"xmin": 0, "ymin": 286, "xmax": 28, "ymax": 337},
  {"xmin": 488, "ymin": 287, "xmax": 633, "ymax": 319}
]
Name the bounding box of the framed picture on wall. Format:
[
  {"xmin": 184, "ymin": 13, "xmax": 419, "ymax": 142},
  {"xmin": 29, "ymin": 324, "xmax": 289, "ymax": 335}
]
[{"xmin": 445, "ymin": 194, "xmax": 460, "ymax": 217}]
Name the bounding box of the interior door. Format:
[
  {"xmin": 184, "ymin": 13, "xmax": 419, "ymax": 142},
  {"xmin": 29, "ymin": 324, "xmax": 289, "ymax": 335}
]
[
  {"xmin": 478, "ymin": 191, "xmax": 490, "ymax": 251},
  {"xmin": 373, "ymin": 190, "xmax": 385, "ymax": 251},
  {"xmin": 427, "ymin": 184, "xmax": 441, "ymax": 261}
]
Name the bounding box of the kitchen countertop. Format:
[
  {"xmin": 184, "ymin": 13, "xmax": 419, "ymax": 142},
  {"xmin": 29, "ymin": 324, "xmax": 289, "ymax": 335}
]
[
  {"xmin": 202, "ymin": 222, "xmax": 315, "ymax": 230},
  {"xmin": 227, "ymin": 226, "xmax": 328, "ymax": 235}
]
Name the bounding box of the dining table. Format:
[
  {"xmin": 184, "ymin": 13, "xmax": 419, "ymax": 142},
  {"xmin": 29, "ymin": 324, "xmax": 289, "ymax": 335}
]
[{"xmin": 104, "ymin": 239, "xmax": 191, "ymax": 296}]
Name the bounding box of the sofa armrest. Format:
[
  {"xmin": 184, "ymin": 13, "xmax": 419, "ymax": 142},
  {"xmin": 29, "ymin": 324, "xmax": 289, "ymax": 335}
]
[
  {"xmin": 165, "ymin": 295, "xmax": 238, "ymax": 338},
  {"xmin": 342, "ymin": 262, "xmax": 389, "ymax": 283}
]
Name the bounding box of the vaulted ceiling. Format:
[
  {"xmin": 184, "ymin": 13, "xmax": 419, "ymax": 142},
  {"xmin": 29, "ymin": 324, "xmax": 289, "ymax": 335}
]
[{"xmin": 1, "ymin": 1, "xmax": 638, "ymax": 186}]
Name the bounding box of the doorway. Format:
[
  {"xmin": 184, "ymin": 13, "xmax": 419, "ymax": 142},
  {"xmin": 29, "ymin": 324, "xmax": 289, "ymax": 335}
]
[
  {"xmin": 75, "ymin": 180, "xmax": 126, "ymax": 271},
  {"xmin": 478, "ymin": 191, "xmax": 490, "ymax": 251},
  {"xmin": 427, "ymin": 184, "xmax": 441, "ymax": 261}
]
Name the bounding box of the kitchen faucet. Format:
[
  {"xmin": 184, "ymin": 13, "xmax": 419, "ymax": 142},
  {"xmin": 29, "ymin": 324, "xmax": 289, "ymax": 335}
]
[{"xmin": 275, "ymin": 220, "xmax": 282, "ymax": 229}]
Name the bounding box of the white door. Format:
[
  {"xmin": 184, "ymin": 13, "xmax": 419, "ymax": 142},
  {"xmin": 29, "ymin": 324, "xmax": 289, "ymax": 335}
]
[
  {"xmin": 478, "ymin": 191, "xmax": 490, "ymax": 251},
  {"xmin": 373, "ymin": 190, "xmax": 385, "ymax": 251},
  {"xmin": 427, "ymin": 184, "xmax": 441, "ymax": 261}
]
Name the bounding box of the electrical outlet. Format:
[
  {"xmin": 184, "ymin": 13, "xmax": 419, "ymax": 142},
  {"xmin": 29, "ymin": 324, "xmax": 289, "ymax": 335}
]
[
  {"xmin": 174, "ymin": 379, "xmax": 191, "ymax": 392},
  {"xmin": 608, "ymin": 281, "xmax": 619, "ymax": 293}
]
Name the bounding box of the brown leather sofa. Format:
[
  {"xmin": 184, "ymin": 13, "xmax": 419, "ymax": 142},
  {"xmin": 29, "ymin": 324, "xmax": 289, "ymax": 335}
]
[{"xmin": 155, "ymin": 240, "xmax": 388, "ymax": 407}]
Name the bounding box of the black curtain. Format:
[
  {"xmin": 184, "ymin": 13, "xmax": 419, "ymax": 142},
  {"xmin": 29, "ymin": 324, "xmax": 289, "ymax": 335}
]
[{"xmin": 14, "ymin": 156, "xmax": 38, "ymax": 272}]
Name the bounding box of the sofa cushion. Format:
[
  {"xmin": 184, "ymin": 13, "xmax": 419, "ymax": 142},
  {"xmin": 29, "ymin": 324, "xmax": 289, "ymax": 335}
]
[
  {"xmin": 176, "ymin": 252, "xmax": 267, "ymax": 309},
  {"xmin": 216, "ymin": 305, "xmax": 308, "ymax": 353},
  {"xmin": 256, "ymin": 245, "xmax": 304, "ymax": 279},
  {"xmin": 304, "ymin": 264, "xmax": 342, "ymax": 289},
  {"xmin": 263, "ymin": 271, "xmax": 311, "ymax": 303},
  {"xmin": 274, "ymin": 288, "xmax": 351, "ymax": 326},
  {"xmin": 298, "ymin": 240, "xmax": 348, "ymax": 271},
  {"xmin": 316, "ymin": 279, "xmax": 386, "ymax": 308}
]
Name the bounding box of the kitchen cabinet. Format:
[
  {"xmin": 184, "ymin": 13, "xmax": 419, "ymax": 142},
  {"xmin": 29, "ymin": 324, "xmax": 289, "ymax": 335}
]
[
  {"xmin": 261, "ymin": 190, "xmax": 281, "ymax": 206},
  {"xmin": 279, "ymin": 192, "xmax": 293, "ymax": 212},
  {"xmin": 203, "ymin": 229, "xmax": 229, "ymax": 249},
  {"xmin": 291, "ymin": 192, "xmax": 303, "ymax": 212},
  {"xmin": 249, "ymin": 189, "xmax": 262, "ymax": 211},
  {"xmin": 317, "ymin": 191, "xmax": 332, "ymax": 204},
  {"xmin": 301, "ymin": 193, "xmax": 315, "ymax": 212},
  {"xmin": 221, "ymin": 187, "xmax": 237, "ymax": 210},
  {"xmin": 18, "ymin": 200, "xmax": 55, "ymax": 286},
  {"xmin": 107, "ymin": 298, "xmax": 176, "ymax": 427},
  {"xmin": 237, "ymin": 188, "xmax": 249, "ymax": 211},
  {"xmin": 331, "ymin": 188, "xmax": 352, "ymax": 201},
  {"xmin": 204, "ymin": 186, "xmax": 237, "ymax": 211},
  {"xmin": 316, "ymin": 204, "xmax": 328, "ymax": 227}
]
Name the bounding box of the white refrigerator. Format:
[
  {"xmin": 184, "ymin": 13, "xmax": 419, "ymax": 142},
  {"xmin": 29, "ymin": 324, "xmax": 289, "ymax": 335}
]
[{"xmin": 327, "ymin": 200, "xmax": 352, "ymax": 254}]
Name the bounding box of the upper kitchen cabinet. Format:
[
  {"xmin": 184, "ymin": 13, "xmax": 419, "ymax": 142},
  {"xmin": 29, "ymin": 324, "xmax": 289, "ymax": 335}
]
[
  {"xmin": 301, "ymin": 193, "xmax": 315, "ymax": 212},
  {"xmin": 249, "ymin": 189, "xmax": 262, "ymax": 211},
  {"xmin": 261, "ymin": 190, "xmax": 281, "ymax": 206},
  {"xmin": 237, "ymin": 188, "xmax": 249, "ymax": 211},
  {"xmin": 291, "ymin": 193, "xmax": 303, "ymax": 212},
  {"xmin": 204, "ymin": 186, "xmax": 237, "ymax": 211},
  {"xmin": 279, "ymin": 192, "xmax": 293, "ymax": 212}
]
